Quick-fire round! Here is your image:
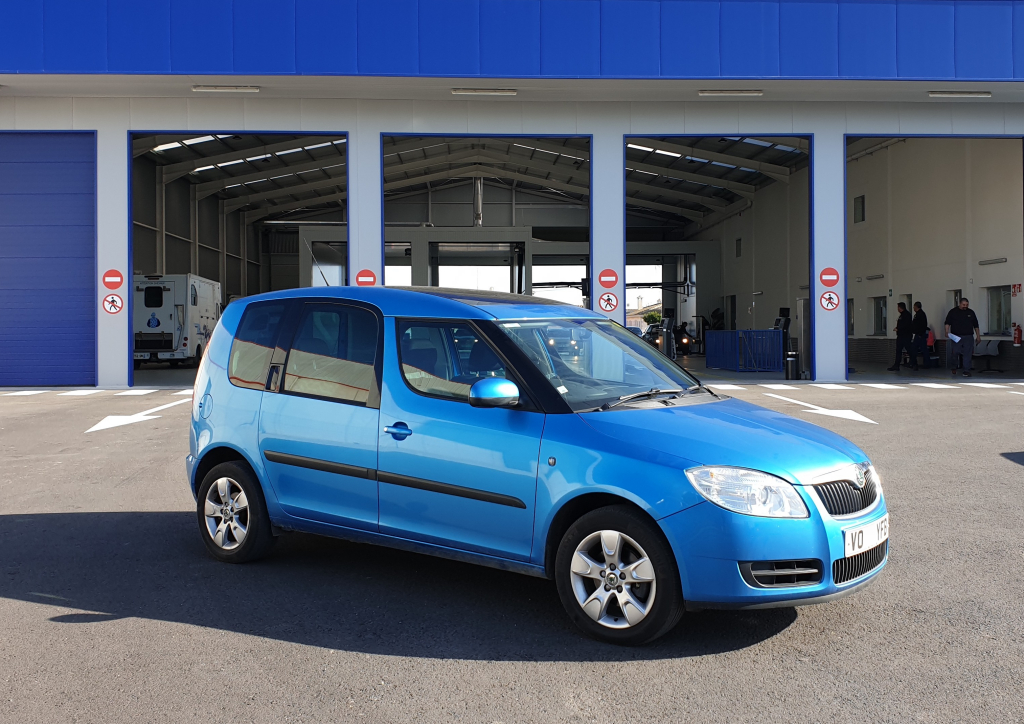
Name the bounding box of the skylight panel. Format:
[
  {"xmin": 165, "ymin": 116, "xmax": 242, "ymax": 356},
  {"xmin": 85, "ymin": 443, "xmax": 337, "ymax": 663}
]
[
  {"xmin": 740, "ymin": 167, "xmax": 756, "ymax": 173},
  {"xmin": 711, "ymin": 161, "xmax": 735, "ymax": 168},
  {"xmin": 183, "ymin": 135, "xmax": 216, "ymax": 146},
  {"xmin": 277, "ymin": 148, "xmax": 304, "ymax": 155},
  {"xmin": 686, "ymin": 156, "xmax": 709, "ymax": 164},
  {"xmin": 774, "ymin": 144, "xmax": 797, "ymax": 153},
  {"xmin": 152, "ymin": 142, "xmax": 182, "ymax": 153},
  {"xmin": 245, "ymin": 154, "xmax": 271, "ymax": 162},
  {"xmin": 655, "ymin": 149, "xmax": 682, "ymax": 158},
  {"xmin": 742, "ymin": 138, "xmax": 772, "ymax": 147},
  {"xmin": 304, "ymin": 142, "xmax": 332, "ymax": 150},
  {"xmin": 190, "ymin": 165, "xmax": 215, "ymax": 173},
  {"xmin": 220, "ymin": 159, "xmax": 244, "ymax": 167},
  {"xmin": 627, "ymin": 144, "xmax": 654, "ymax": 152}
]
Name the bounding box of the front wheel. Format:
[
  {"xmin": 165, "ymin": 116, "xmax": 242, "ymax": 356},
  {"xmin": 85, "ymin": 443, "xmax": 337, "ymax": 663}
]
[
  {"xmin": 196, "ymin": 461, "xmax": 274, "ymax": 563},
  {"xmin": 555, "ymin": 505, "xmax": 683, "ymax": 645}
]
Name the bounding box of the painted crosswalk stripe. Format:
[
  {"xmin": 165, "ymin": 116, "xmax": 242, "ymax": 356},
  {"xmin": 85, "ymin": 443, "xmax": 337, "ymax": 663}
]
[
  {"xmin": 57, "ymin": 390, "xmax": 104, "ymax": 396},
  {"xmin": 860, "ymin": 383, "xmax": 907, "ymax": 389},
  {"xmin": 811, "ymin": 384, "xmax": 854, "ymax": 390},
  {"xmin": 116, "ymin": 389, "xmax": 158, "ymax": 396},
  {"xmin": 912, "ymin": 383, "xmax": 960, "ymax": 389},
  {"xmin": 3, "ymin": 390, "xmax": 48, "ymax": 396},
  {"xmin": 707, "ymin": 384, "xmax": 745, "ymax": 391},
  {"xmin": 172, "ymin": 389, "xmax": 193, "ymax": 395},
  {"xmin": 759, "ymin": 384, "xmax": 795, "ymax": 390},
  {"xmin": 961, "ymin": 383, "xmax": 1011, "ymax": 389}
]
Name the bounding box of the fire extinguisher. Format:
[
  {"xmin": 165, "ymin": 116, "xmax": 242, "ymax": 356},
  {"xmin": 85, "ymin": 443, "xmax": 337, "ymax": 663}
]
[{"xmin": 1014, "ymin": 322, "xmax": 1022, "ymax": 347}]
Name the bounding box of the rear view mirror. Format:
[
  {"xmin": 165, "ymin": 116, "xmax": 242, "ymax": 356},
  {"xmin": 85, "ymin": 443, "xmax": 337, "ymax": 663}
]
[{"xmin": 468, "ymin": 378, "xmax": 520, "ymax": 408}]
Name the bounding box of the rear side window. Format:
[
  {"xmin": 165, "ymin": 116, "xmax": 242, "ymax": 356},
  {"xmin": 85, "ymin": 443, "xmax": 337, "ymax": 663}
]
[
  {"xmin": 397, "ymin": 320, "xmax": 507, "ymax": 402},
  {"xmin": 144, "ymin": 286, "xmax": 163, "ymax": 308},
  {"xmin": 228, "ymin": 302, "xmax": 287, "ymax": 391},
  {"xmin": 283, "ymin": 305, "xmax": 379, "ymax": 404}
]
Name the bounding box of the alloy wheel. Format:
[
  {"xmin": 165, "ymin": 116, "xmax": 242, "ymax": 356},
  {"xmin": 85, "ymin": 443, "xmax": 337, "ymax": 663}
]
[
  {"xmin": 568, "ymin": 529, "xmax": 657, "ymax": 629},
  {"xmin": 204, "ymin": 477, "xmax": 249, "ymax": 550}
]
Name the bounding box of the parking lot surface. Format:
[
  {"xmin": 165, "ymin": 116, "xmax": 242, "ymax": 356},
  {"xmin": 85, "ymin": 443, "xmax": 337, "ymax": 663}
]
[{"xmin": 1, "ymin": 383, "xmax": 1022, "ymax": 723}]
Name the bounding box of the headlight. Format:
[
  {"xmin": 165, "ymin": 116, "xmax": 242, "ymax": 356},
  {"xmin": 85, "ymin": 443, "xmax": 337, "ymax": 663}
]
[
  {"xmin": 858, "ymin": 462, "xmax": 882, "ymax": 495},
  {"xmin": 685, "ymin": 466, "xmax": 809, "ymax": 518}
]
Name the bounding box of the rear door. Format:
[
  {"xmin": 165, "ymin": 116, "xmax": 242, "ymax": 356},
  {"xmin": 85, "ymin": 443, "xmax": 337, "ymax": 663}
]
[
  {"xmin": 376, "ymin": 318, "xmax": 544, "ymax": 561},
  {"xmin": 258, "ymin": 301, "xmax": 383, "ymax": 532},
  {"xmin": 134, "ymin": 279, "xmax": 178, "ymax": 355}
]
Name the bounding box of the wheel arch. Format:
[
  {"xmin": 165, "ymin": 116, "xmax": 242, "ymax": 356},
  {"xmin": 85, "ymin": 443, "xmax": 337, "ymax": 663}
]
[{"xmin": 192, "ymin": 444, "xmax": 261, "ymax": 496}]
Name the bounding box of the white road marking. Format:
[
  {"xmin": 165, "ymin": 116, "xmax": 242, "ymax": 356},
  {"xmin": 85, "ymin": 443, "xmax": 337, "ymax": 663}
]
[
  {"xmin": 172, "ymin": 389, "xmax": 193, "ymax": 396},
  {"xmin": 115, "ymin": 389, "xmax": 158, "ymax": 396},
  {"xmin": 759, "ymin": 384, "xmax": 795, "ymax": 390},
  {"xmin": 810, "ymin": 384, "xmax": 854, "ymax": 390},
  {"xmin": 860, "ymin": 383, "xmax": 907, "ymax": 389},
  {"xmin": 3, "ymin": 390, "xmax": 48, "ymax": 396},
  {"xmin": 707, "ymin": 384, "xmax": 746, "ymax": 391},
  {"xmin": 763, "ymin": 393, "xmax": 877, "ymax": 424},
  {"xmin": 912, "ymin": 383, "xmax": 960, "ymax": 389},
  {"xmin": 960, "ymin": 383, "xmax": 1011, "ymax": 389},
  {"xmin": 86, "ymin": 398, "xmax": 191, "ymax": 433},
  {"xmin": 1010, "ymin": 391, "xmax": 1024, "ymax": 397},
  {"xmin": 57, "ymin": 390, "xmax": 103, "ymax": 396}
]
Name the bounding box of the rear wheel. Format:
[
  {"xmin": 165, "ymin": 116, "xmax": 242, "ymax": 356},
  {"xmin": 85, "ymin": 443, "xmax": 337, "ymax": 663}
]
[
  {"xmin": 555, "ymin": 505, "xmax": 683, "ymax": 645},
  {"xmin": 196, "ymin": 461, "xmax": 274, "ymax": 563}
]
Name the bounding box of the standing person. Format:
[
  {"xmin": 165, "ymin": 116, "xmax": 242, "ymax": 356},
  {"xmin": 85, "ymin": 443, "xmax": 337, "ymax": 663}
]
[
  {"xmin": 888, "ymin": 302, "xmax": 915, "ymax": 372},
  {"xmin": 944, "ymin": 297, "xmax": 981, "ymax": 377},
  {"xmin": 911, "ymin": 302, "xmax": 931, "ymax": 369}
]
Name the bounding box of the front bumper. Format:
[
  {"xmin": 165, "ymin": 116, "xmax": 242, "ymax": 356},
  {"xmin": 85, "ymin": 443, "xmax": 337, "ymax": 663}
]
[{"xmin": 659, "ymin": 490, "xmax": 888, "ymax": 609}]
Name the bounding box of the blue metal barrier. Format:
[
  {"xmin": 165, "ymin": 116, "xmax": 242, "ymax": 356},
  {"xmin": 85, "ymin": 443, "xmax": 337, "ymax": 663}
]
[{"xmin": 705, "ymin": 330, "xmax": 784, "ymax": 372}]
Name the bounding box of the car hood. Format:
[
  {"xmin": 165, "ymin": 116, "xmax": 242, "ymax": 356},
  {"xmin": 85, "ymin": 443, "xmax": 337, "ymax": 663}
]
[{"xmin": 579, "ymin": 396, "xmax": 868, "ymax": 485}]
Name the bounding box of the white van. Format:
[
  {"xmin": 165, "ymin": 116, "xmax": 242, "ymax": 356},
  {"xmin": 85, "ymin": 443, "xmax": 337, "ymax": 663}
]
[{"xmin": 133, "ymin": 274, "xmax": 221, "ymax": 368}]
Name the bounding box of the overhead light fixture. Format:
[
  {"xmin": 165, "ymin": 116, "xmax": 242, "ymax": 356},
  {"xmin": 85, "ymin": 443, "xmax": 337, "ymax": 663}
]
[
  {"xmin": 979, "ymin": 257, "xmax": 1007, "ymax": 265},
  {"xmin": 928, "ymin": 90, "xmax": 991, "ymax": 98},
  {"xmin": 451, "ymin": 88, "xmax": 517, "ymax": 96},
  {"xmin": 866, "ymin": 274, "xmax": 885, "ymax": 281},
  {"xmin": 192, "ymin": 85, "xmax": 260, "ymax": 93},
  {"xmin": 699, "ymin": 89, "xmax": 763, "ymax": 97}
]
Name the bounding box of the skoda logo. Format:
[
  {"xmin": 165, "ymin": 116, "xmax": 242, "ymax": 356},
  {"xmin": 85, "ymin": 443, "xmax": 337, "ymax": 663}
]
[{"xmin": 852, "ymin": 469, "xmax": 867, "ymax": 490}]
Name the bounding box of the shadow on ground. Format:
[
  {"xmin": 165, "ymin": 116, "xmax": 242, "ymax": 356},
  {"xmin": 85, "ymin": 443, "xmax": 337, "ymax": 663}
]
[
  {"xmin": 1001, "ymin": 452, "xmax": 1024, "ymax": 466},
  {"xmin": 0, "ymin": 512, "xmax": 795, "ymax": 661}
]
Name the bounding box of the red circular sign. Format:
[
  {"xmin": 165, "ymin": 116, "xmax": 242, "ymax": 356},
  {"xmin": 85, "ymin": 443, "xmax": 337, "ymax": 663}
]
[
  {"xmin": 102, "ymin": 269, "xmax": 124, "ymax": 290},
  {"xmin": 355, "ymin": 269, "xmax": 377, "ymax": 287},
  {"xmin": 102, "ymin": 293, "xmax": 124, "ymax": 314},
  {"xmin": 819, "ymin": 267, "xmax": 840, "ymax": 288},
  {"xmin": 819, "ymin": 291, "xmax": 841, "ymax": 311},
  {"xmin": 598, "ymin": 268, "xmax": 619, "ymax": 289},
  {"xmin": 598, "ymin": 292, "xmax": 619, "ymax": 312}
]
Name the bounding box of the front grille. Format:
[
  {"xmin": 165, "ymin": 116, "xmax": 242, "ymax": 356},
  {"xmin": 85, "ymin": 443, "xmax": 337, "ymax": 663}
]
[
  {"xmin": 814, "ymin": 476, "xmax": 878, "ymax": 516},
  {"xmin": 833, "ymin": 540, "xmax": 888, "ymax": 584},
  {"xmin": 740, "ymin": 559, "xmax": 823, "ymax": 588}
]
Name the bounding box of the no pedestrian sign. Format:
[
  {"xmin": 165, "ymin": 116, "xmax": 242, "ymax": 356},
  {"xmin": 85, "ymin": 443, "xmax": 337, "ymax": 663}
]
[
  {"xmin": 819, "ymin": 291, "xmax": 840, "ymax": 311},
  {"xmin": 102, "ymin": 293, "xmax": 124, "ymax": 314},
  {"xmin": 355, "ymin": 269, "xmax": 376, "ymax": 286},
  {"xmin": 102, "ymin": 269, "xmax": 124, "ymax": 290},
  {"xmin": 598, "ymin": 292, "xmax": 618, "ymax": 312},
  {"xmin": 598, "ymin": 268, "xmax": 618, "ymax": 289},
  {"xmin": 819, "ymin": 267, "xmax": 840, "ymax": 288}
]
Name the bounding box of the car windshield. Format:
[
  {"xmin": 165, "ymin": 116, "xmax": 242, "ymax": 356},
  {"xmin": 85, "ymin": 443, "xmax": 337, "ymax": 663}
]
[{"xmin": 498, "ymin": 318, "xmax": 699, "ymax": 411}]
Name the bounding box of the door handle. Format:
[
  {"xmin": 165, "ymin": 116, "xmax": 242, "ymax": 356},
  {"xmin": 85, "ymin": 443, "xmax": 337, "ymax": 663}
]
[{"xmin": 384, "ymin": 423, "xmax": 412, "ymax": 440}]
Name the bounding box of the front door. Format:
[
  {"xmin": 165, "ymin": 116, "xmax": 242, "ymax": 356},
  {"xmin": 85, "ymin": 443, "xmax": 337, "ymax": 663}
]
[
  {"xmin": 259, "ymin": 302, "xmax": 382, "ymax": 532},
  {"xmin": 376, "ymin": 318, "xmax": 544, "ymax": 561}
]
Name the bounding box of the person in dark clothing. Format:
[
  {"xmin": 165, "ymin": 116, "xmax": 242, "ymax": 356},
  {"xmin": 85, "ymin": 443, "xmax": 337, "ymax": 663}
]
[
  {"xmin": 910, "ymin": 302, "xmax": 931, "ymax": 369},
  {"xmin": 888, "ymin": 302, "xmax": 915, "ymax": 371},
  {"xmin": 944, "ymin": 297, "xmax": 981, "ymax": 377}
]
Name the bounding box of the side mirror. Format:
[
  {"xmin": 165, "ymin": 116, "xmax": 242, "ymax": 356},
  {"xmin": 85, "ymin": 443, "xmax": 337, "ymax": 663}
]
[{"xmin": 468, "ymin": 378, "xmax": 520, "ymax": 408}]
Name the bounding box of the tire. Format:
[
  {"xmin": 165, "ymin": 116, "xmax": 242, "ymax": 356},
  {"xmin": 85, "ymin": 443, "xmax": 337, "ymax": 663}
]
[
  {"xmin": 133, "ymin": 359, "xmax": 141, "ymax": 370},
  {"xmin": 196, "ymin": 461, "xmax": 275, "ymax": 563},
  {"xmin": 555, "ymin": 505, "xmax": 684, "ymax": 646}
]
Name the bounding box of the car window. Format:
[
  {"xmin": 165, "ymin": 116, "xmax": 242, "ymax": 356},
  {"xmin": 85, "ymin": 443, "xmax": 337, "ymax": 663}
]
[
  {"xmin": 143, "ymin": 286, "xmax": 163, "ymax": 308},
  {"xmin": 283, "ymin": 305, "xmax": 378, "ymax": 404},
  {"xmin": 228, "ymin": 302, "xmax": 287, "ymax": 390},
  {"xmin": 499, "ymin": 319, "xmax": 697, "ymax": 411},
  {"xmin": 398, "ymin": 320, "xmax": 507, "ymax": 402}
]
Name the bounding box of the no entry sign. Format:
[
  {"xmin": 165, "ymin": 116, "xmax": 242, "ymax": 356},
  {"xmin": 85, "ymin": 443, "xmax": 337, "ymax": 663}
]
[
  {"xmin": 819, "ymin": 267, "xmax": 840, "ymax": 288},
  {"xmin": 598, "ymin": 268, "xmax": 618, "ymax": 289},
  {"xmin": 355, "ymin": 269, "xmax": 377, "ymax": 286},
  {"xmin": 102, "ymin": 269, "xmax": 124, "ymax": 290},
  {"xmin": 598, "ymin": 292, "xmax": 618, "ymax": 312}
]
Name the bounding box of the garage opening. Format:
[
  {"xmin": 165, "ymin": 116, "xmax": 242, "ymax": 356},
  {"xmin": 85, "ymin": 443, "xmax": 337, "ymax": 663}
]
[
  {"xmin": 846, "ymin": 137, "xmax": 1024, "ymax": 377},
  {"xmin": 380, "ymin": 136, "xmax": 590, "ymax": 305},
  {"xmin": 624, "ymin": 136, "xmax": 811, "ymax": 378},
  {"xmin": 130, "ymin": 132, "xmax": 347, "ymax": 385},
  {"xmin": 0, "ymin": 132, "xmax": 96, "ymax": 387}
]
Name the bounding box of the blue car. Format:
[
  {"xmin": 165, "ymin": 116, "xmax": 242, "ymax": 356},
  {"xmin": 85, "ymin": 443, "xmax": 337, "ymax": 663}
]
[{"xmin": 187, "ymin": 287, "xmax": 888, "ymax": 645}]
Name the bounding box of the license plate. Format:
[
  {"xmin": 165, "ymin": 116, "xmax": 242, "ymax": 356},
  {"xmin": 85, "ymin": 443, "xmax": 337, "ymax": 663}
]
[{"xmin": 844, "ymin": 514, "xmax": 889, "ymax": 557}]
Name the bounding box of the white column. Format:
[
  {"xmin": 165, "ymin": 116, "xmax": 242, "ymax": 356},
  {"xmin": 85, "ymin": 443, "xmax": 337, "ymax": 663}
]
[
  {"xmin": 75, "ymin": 99, "xmax": 131, "ymax": 388},
  {"xmin": 347, "ymin": 105, "xmax": 385, "ymax": 287},
  {"xmin": 582, "ymin": 105, "xmax": 628, "ymax": 323},
  {"xmin": 806, "ymin": 110, "xmax": 848, "ymax": 382}
]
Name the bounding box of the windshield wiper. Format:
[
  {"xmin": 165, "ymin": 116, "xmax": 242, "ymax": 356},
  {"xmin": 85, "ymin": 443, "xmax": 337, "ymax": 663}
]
[{"xmin": 601, "ymin": 388, "xmax": 685, "ymax": 411}]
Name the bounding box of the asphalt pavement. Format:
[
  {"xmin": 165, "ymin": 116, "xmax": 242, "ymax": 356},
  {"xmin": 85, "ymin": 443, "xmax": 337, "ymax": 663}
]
[{"xmin": 0, "ymin": 383, "xmax": 1022, "ymax": 723}]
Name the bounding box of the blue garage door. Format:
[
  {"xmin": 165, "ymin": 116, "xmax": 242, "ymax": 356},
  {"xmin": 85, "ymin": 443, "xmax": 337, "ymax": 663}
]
[{"xmin": 0, "ymin": 133, "xmax": 96, "ymax": 386}]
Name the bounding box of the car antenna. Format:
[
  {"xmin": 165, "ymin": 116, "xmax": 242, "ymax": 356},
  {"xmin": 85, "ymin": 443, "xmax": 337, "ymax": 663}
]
[{"xmin": 302, "ymin": 237, "xmax": 331, "ymax": 286}]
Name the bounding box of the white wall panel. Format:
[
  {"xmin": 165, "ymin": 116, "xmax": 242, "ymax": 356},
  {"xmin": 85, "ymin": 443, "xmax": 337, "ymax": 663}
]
[
  {"xmin": 130, "ymin": 98, "xmax": 187, "ymax": 129},
  {"xmin": 897, "ymin": 104, "xmax": 953, "ymax": 135},
  {"xmin": 299, "ymin": 99, "xmax": 358, "ymax": 131},
  {"xmin": 628, "ymin": 102, "xmax": 686, "ymax": 135},
  {"xmin": 844, "ymin": 103, "xmax": 900, "ymax": 135},
  {"xmin": 683, "ymin": 102, "xmax": 739, "ymax": 134},
  {"xmin": 15, "ymin": 97, "xmax": 73, "ymax": 128},
  {"xmin": 412, "ymin": 100, "xmax": 468, "ymax": 134},
  {"xmin": 187, "ymin": 98, "xmax": 245, "ymax": 131},
  {"xmin": 950, "ymin": 104, "xmax": 1005, "ymax": 135},
  {"xmin": 736, "ymin": 103, "xmax": 793, "ymax": 134},
  {"xmin": 467, "ymin": 102, "xmax": 524, "ymax": 134},
  {"xmin": 244, "ymin": 99, "xmax": 302, "ymax": 131},
  {"xmin": 521, "ymin": 102, "xmax": 577, "ymax": 134},
  {"xmin": 0, "ymin": 97, "xmax": 17, "ymax": 127}
]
